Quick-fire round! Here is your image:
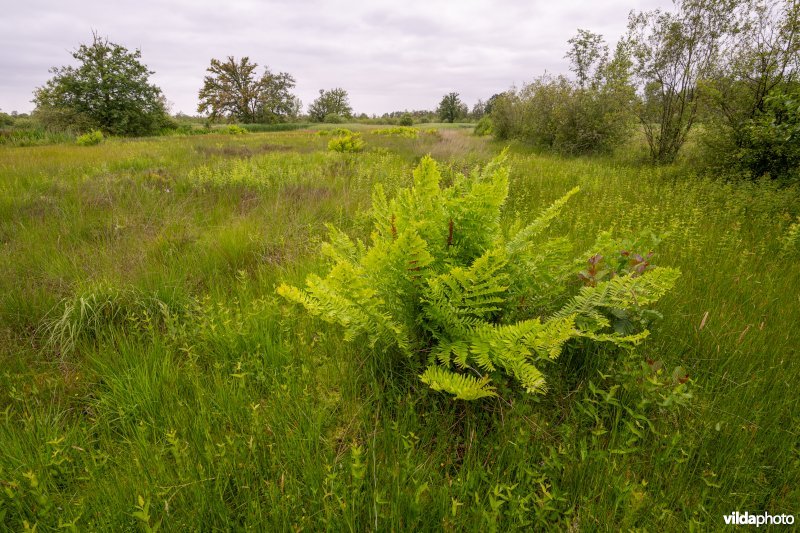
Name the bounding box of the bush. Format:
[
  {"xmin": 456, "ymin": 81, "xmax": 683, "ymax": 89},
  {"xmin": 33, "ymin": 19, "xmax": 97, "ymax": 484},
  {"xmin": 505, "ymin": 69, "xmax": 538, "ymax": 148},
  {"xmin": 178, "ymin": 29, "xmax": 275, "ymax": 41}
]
[
  {"xmin": 372, "ymin": 126, "xmax": 419, "ymax": 138},
  {"xmin": 220, "ymin": 124, "xmax": 248, "ymax": 135},
  {"xmin": 323, "ymin": 113, "xmax": 345, "ymax": 124},
  {"xmin": 278, "ymin": 153, "xmax": 679, "ymax": 400},
  {"xmin": 702, "ymin": 86, "xmax": 800, "ymax": 181},
  {"xmin": 327, "ymin": 132, "xmax": 365, "ymax": 153},
  {"xmin": 317, "ymin": 127, "xmax": 353, "ymax": 136},
  {"xmin": 474, "ymin": 116, "xmax": 493, "ymax": 136},
  {"xmin": 399, "ymin": 113, "xmax": 414, "ymax": 126},
  {"xmin": 76, "ymin": 130, "xmax": 104, "ymax": 146},
  {"xmin": 492, "ymin": 75, "xmax": 633, "ymax": 155}
]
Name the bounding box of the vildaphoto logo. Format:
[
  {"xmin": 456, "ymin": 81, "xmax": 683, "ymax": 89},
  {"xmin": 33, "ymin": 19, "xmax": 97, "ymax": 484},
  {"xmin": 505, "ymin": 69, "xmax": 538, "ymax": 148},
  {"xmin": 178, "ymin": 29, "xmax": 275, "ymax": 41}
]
[{"xmin": 723, "ymin": 511, "xmax": 795, "ymax": 527}]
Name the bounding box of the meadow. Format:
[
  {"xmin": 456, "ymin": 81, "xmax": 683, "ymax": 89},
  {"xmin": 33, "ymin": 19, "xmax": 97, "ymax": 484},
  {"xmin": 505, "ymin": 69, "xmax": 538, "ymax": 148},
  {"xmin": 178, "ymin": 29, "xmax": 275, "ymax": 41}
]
[{"xmin": 0, "ymin": 125, "xmax": 798, "ymax": 530}]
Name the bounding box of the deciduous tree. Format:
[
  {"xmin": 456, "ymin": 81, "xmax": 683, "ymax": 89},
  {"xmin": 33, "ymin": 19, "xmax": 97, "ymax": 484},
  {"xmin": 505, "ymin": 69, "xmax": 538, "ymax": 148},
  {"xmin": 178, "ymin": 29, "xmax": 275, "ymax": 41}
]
[
  {"xmin": 198, "ymin": 56, "xmax": 299, "ymax": 123},
  {"xmin": 33, "ymin": 33, "xmax": 170, "ymax": 136},
  {"xmin": 437, "ymin": 92, "xmax": 468, "ymax": 123},
  {"xmin": 307, "ymin": 88, "xmax": 353, "ymax": 122}
]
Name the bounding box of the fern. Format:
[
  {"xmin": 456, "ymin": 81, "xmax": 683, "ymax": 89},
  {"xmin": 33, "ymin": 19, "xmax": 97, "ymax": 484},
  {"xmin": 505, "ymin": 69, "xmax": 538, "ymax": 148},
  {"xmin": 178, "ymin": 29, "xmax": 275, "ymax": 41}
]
[
  {"xmin": 420, "ymin": 366, "xmax": 497, "ymax": 400},
  {"xmin": 278, "ymin": 151, "xmax": 680, "ymax": 400}
]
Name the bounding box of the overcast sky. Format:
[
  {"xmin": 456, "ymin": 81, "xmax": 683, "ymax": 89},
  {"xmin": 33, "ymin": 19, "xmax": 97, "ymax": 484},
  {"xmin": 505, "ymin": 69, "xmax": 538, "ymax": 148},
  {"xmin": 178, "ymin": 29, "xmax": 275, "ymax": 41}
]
[{"xmin": 0, "ymin": 0, "xmax": 669, "ymax": 116}]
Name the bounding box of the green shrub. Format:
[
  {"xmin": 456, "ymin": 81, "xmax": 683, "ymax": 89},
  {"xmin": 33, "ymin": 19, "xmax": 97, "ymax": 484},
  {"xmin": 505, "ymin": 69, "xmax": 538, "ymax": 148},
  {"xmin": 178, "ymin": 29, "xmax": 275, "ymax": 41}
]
[
  {"xmin": 399, "ymin": 113, "xmax": 414, "ymax": 126},
  {"xmin": 474, "ymin": 116, "xmax": 494, "ymax": 136},
  {"xmin": 278, "ymin": 153, "xmax": 679, "ymax": 400},
  {"xmin": 733, "ymin": 87, "xmax": 800, "ymax": 181},
  {"xmin": 220, "ymin": 124, "xmax": 247, "ymax": 135},
  {"xmin": 317, "ymin": 127, "xmax": 353, "ymax": 136},
  {"xmin": 0, "ymin": 111, "xmax": 13, "ymax": 127},
  {"xmin": 327, "ymin": 132, "xmax": 365, "ymax": 153},
  {"xmin": 76, "ymin": 129, "xmax": 104, "ymax": 146},
  {"xmin": 323, "ymin": 113, "xmax": 345, "ymax": 124},
  {"xmin": 492, "ymin": 75, "xmax": 633, "ymax": 155},
  {"xmin": 372, "ymin": 126, "xmax": 419, "ymax": 138}
]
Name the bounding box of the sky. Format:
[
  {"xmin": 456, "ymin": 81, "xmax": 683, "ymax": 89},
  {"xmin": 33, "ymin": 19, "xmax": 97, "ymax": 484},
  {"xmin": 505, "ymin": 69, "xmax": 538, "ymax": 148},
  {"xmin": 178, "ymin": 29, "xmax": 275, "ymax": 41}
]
[{"xmin": 0, "ymin": 0, "xmax": 668, "ymax": 116}]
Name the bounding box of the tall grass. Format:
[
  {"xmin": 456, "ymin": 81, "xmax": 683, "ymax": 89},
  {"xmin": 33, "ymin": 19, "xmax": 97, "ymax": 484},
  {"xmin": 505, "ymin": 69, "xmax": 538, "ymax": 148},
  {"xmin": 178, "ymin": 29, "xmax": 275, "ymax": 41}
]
[{"xmin": 0, "ymin": 128, "xmax": 798, "ymax": 530}]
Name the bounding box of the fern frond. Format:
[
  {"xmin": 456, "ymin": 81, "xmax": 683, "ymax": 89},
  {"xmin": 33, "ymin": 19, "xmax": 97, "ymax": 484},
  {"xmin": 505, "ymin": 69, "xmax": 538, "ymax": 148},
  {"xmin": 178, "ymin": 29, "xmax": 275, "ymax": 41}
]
[
  {"xmin": 321, "ymin": 223, "xmax": 360, "ymax": 264},
  {"xmin": 507, "ymin": 187, "xmax": 580, "ymax": 256},
  {"xmin": 552, "ymin": 267, "xmax": 680, "ymax": 332},
  {"xmin": 420, "ymin": 366, "xmax": 497, "ymax": 400}
]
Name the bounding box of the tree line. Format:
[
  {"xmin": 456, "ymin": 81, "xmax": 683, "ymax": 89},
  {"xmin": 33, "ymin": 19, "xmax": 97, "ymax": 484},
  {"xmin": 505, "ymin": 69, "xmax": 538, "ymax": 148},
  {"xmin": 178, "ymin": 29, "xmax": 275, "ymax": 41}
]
[
  {"xmin": 21, "ymin": 34, "xmax": 480, "ymax": 137},
  {"xmin": 488, "ymin": 0, "xmax": 799, "ymax": 179}
]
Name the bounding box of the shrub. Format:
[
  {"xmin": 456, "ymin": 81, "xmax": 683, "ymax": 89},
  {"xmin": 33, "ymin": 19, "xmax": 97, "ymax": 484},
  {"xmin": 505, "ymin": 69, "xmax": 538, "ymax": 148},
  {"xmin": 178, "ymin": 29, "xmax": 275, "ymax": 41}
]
[
  {"xmin": 372, "ymin": 126, "xmax": 419, "ymax": 138},
  {"xmin": 220, "ymin": 124, "xmax": 247, "ymax": 135},
  {"xmin": 705, "ymin": 86, "xmax": 800, "ymax": 181},
  {"xmin": 76, "ymin": 130, "xmax": 104, "ymax": 146},
  {"xmin": 278, "ymin": 153, "xmax": 679, "ymax": 400},
  {"xmin": 328, "ymin": 132, "xmax": 365, "ymax": 153},
  {"xmin": 492, "ymin": 74, "xmax": 633, "ymax": 155},
  {"xmin": 317, "ymin": 127, "xmax": 353, "ymax": 136},
  {"xmin": 399, "ymin": 113, "xmax": 414, "ymax": 126},
  {"xmin": 0, "ymin": 111, "xmax": 13, "ymax": 127},
  {"xmin": 474, "ymin": 116, "xmax": 493, "ymax": 136},
  {"xmin": 324, "ymin": 113, "xmax": 345, "ymax": 124}
]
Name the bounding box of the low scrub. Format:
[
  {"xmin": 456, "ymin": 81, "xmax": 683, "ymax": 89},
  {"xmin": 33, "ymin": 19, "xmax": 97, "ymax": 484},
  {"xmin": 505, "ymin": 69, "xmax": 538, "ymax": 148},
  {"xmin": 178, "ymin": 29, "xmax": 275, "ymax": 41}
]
[
  {"xmin": 328, "ymin": 132, "xmax": 365, "ymax": 153},
  {"xmin": 474, "ymin": 116, "xmax": 493, "ymax": 136},
  {"xmin": 492, "ymin": 75, "xmax": 633, "ymax": 155},
  {"xmin": 220, "ymin": 124, "xmax": 248, "ymax": 135},
  {"xmin": 76, "ymin": 129, "xmax": 104, "ymax": 146},
  {"xmin": 279, "ymin": 152, "xmax": 678, "ymax": 400},
  {"xmin": 317, "ymin": 127, "xmax": 353, "ymax": 136},
  {"xmin": 372, "ymin": 126, "xmax": 419, "ymax": 138}
]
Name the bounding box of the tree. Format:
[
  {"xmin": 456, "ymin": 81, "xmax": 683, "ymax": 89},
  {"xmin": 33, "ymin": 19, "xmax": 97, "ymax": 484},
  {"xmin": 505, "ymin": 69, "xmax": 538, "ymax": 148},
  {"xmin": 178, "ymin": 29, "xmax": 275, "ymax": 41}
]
[
  {"xmin": 484, "ymin": 93, "xmax": 505, "ymax": 116},
  {"xmin": 33, "ymin": 33, "xmax": 169, "ymax": 136},
  {"xmin": 437, "ymin": 92, "xmax": 468, "ymax": 122},
  {"xmin": 627, "ymin": 0, "xmax": 737, "ymax": 163},
  {"xmin": 307, "ymin": 88, "xmax": 353, "ymax": 122},
  {"xmin": 258, "ymin": 70, "xmax": 302, "ymax": 123},
  {"xmin": 701, "ymin": 0, "xmax": 800, "ymax": 177},
  {"xmin": 566, "ymin": 29, "xmax": 609, "ymax": 89},
  {"xmin": 198, "ymin": 57, "xmax": 299, "ymax": 123},
  {"xmin": 491, "ymin": 36, "xmax": 634, "ymax": 155},
  {"xmin": 471, "ymin": 99, "xmax": 486, "ymax": 119}
]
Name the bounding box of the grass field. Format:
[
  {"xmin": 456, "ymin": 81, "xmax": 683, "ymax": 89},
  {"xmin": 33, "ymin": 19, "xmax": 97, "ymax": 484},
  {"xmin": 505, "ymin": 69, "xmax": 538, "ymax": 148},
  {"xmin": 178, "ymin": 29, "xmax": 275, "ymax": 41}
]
[{"xmin": 1, "ymin": 126, "xmax": 799, "ymax": 530}]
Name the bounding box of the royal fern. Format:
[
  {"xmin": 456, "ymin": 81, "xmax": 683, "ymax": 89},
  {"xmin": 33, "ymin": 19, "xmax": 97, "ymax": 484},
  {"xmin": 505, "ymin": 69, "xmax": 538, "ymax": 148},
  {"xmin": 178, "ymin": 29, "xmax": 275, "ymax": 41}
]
[{"xmin": 277, "ymin": 151, "xmax": 679, "ymax": 400}]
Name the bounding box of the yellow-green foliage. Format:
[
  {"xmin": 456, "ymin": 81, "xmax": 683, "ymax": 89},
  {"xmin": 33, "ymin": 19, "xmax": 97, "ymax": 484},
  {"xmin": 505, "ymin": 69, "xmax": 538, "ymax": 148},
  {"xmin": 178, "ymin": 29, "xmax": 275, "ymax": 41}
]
[
  {"xmin": 474, "ymin": 116, "xmax": 493, "ymax": 137},
  {"xmin": 372, "ymin": 126, "xmax": 419, "ymax": 138},
  {"xmin": 221, "ymin": 124, "xmax": 248, "ymax": 135},
  {"xmin": 328, "ymin": 132, "xmax": 365, "ymax": 153},
  {"xmin": 783, "ymin": 216, "xmax": 800, "ymax": 255},
  {"xmin": 317, "ymin": 127, "xmax": 353, "ymax": 136},
  {"xmin": 76, "ymin": 129, "xmax": 103, "ymax": 146},
  {"xmin": 279, "ymin": 152, "xmax": 679, "ymax": 400}
]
